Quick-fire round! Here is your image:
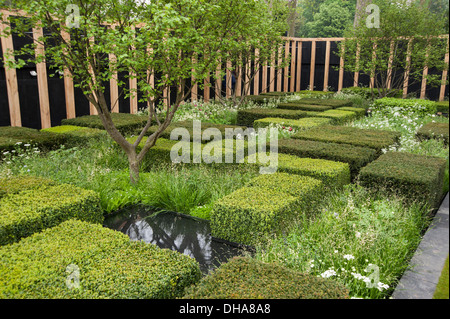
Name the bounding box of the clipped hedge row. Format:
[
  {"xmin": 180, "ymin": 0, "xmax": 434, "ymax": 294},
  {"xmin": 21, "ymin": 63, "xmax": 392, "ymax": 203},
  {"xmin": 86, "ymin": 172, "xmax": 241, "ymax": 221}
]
[
  {"xmin": 292, "ymin": 98, "xmax": 353, "ymax": 108},
  {"xmin": 243, "ymin": 153, "xmax": 351, "ymax": 189},
  {"xmin": 0, "ymin": 175, "xmax": 57, "ymax": 199},
  {"xmin": 61, "ymin": 113, "xmax": 151, "ymax": 135},
  {"xmin": 211, "ymin": 173, "xmax": 324, "ymax": 246},
  {"xmin": 358, "ymin": 152, "xmax": 447, "ymax": 209},
  {"xmin": 278, "ymin": 138, "xmax": 379, "ymax": 178},
  {"xmin": 0, "ymin": 182, "xmax": 103, "ymax": 245},
  {"xmin": 0, "ymin": 219, "xmax": 201, "ymax": 298},
  {"xmin": 243, "ymin": 95, "xmax": 279, "ymax": 105},
  {"xmin": 277, "ymin": 103, "xmax": 333, "ymax": 112},
  {"xmin": 42, "ymin": 125, "xmax": 107, "ymax": 146},
  {"xmin": 236, "ymin": 108, "xmax": 307, "ymax": 127},
  {"xmin": 182, "ymin": 257, "xmax": 349, "ymax": 299},
  {"xmin": 416, "ymin": 122, "xmax": 449, "ymax": 145},
  {"xmin": 305, "ymin": 109, "xmax": 358, "ymax": 125},
  {"xmin": 336, "ymin": 107, "xmax": 367, "ymax": 118},
  {"xmin": 292, "ymin": 125, "xmax": 401, "ymax": 155},
  {"xmin": 340, "ymin": 87, "xmax": 402, "ymax": 100},
  {"xmin": 260, "ymin": 92, "xmax": 295, "ymax": 97},
  {"xmin": 372, "ymin": 98, "xmax": 437, "ymax": 116},
  {"xmin": 253, "ymin": 117, "xmax": 332, "ymax": 131},
  {"xmin": 0, "ymin": 126, "xmax": 66, "ymax": 152},
  {"xmin": 435, "ymin": 101, "xmax": 449, "ymax": 114}
]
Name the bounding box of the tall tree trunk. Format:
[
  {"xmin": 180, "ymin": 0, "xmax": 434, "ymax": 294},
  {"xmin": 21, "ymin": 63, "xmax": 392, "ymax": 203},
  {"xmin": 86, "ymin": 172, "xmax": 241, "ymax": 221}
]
[
  {"xmin": 287, "ymin": 0, "xmax": 298, "ymax": 37},
  {"xmin": 354, "ymin": 0, "xmax": 373, "ymax": 28}
]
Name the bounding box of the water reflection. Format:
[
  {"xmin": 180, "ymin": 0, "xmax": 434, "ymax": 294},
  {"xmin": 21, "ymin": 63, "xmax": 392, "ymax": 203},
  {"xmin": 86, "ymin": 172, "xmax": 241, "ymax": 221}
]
[{"xmin": 104, "ymin": 205, "xmax": 247, "ymax": 274}]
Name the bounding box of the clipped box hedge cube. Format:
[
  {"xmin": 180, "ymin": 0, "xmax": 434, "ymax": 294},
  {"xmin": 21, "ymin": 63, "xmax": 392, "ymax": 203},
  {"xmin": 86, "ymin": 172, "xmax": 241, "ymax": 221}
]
[
  {"xmin": 278, "ymin": 138, "xmax": 379, "ymax": 178},
  {"xmin": 211, "ymin": 173, "xmax": 324, "ymax": 246},
  {"xmin": 277, "ymin": 102, "xmax": 333, "ymax": 112},
  {"xmin": 435, "ymin": 101, "xmax": 449, "ymax": 114},
  {"xmin": 372, "ymin": 98, "xmax": 437, "ymax": 116},
  {"xmin": 0, "ymin": 183, "xmax": 103, "ymax": 245},
  {"xmin": 41, "ymin": 125, "xmax": 107, "ymax": 146},
  {"xmin": 0, "ymin": 175, "xmax": 57, "ymax": 199},
  {"xmin": 243, "ymin": 153, "xmax": 351, "ymax": 189},
  {"xmin": 336, "ymin": 107, "xmax": 367, "ymax": 118},
  {"xmin": 293, "ymin": 98, "xmax": 353, "ymax": 108},
  {"xmin": 416, "ymin": 122, "xmax": 449, "ymax": 145},
  {"xmin": 305, "ymin": 109, "xmax": 358, "ymax": 125},
  {"xmin": 236, "ymin": 108, "xmax": 307, "ymax": 127},
  {"xmin": 292, "ymin": 125, "xmax": 401, "ymax": 155},
  {"xmin": 243, "ymin": 95, "xmax": 278, "ymax": 105},
  {"xmin": 0, "ymin": 126, "xmax": 66, "ymax": 152},
  {"xmin": 0, "ymin": 219, "xmax": 201, "ymax": 299},
  {"xmin": 358, "ymin": 152, "xmax": 447, "ymax": 209},
  {"xmin": 61, "ymin": 113, "xmax": 151, "ymax": 135},
  {"xmin": 182, "ymin": 257, "xmax": 349, "ymax": 299},
  {"xmin": 253, "ymin": 117, "xmax": 333, "ymax": 131},
  {"xmin": 260, "ymin": 91, "xmax": 295, "ymax": 97}
]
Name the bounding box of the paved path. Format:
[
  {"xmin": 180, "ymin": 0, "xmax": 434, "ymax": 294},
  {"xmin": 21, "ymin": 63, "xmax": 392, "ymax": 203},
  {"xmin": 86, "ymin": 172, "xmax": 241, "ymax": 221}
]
[{"xmin": 392, "ymin": 193, "xmax": 449, "ymax": 299}]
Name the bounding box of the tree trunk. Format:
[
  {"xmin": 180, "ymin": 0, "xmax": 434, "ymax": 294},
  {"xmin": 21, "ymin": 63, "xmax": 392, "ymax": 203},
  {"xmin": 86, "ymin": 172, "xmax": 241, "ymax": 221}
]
[
  {"xmin": 287, "ymin": 0, "xmax": 298, "ymax": 37},
  {"xmin": 354, "ymin": 0, "xmax": 373, "ymax": 28},
  {"xmin": 128, "ymin": 152, "xmax": 140, "ymax": 185}
]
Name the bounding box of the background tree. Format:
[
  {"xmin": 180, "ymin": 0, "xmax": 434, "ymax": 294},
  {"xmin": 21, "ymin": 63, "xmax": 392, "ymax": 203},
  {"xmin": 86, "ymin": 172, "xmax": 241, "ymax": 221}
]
[
  {"xmin": 1, "ymin": 0, "xmax": 288, "ymax": 183},
  {"xmin": 339, "ymin": 0, "xmax": 448, "ymax": 98},
  {"xmin": 303, "ymin": 2, "xmax": 353, "ymax": 38}
]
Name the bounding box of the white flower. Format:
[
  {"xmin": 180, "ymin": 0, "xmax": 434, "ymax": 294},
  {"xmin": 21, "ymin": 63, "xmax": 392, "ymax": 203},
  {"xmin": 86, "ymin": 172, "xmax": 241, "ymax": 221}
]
[
  {"xmin": 15, "ymin": 142, "xmax": 22, "ymax": 145},
  {"xmin": 320, "ymin": 269, "xmax": 337, "ymax": 278},
  {"xmin": 344, "ymin": 254, "xmax": 355, "ymax": 261},
  {"xmin": 24, "ymin": 144, "xmax": 31, "ymax": 147},
  {"xmin": 355, "ymin": 231, "xmax": 361, "ymax": 238}
]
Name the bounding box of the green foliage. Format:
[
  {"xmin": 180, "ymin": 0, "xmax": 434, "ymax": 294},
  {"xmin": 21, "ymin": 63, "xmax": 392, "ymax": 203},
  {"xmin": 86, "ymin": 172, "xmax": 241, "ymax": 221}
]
[
  {"xmin": 0, "ymin": 182, "xmax": 103, "ymax": 245},
  {"xmin": 0, "ymin": 126, "xmax": 66, "ymax": 152},
  {"xmin": 182, "ymin": 257, "xmax": 349, "ymax": 299},
  {"xmin": 278, "ymin": 138, "xmax": 379, "ymax": 178},
  {"xmin": 416, "ymin": 122, "xmax": 449, "ymax": 146},
  {"xmin": 253, "ymin": 117, "xmax": 332, "ymax": 131},
  {"xmin": 305, "ymin": 109, "xmax": 358, "ymax": 125},
  {"xmin": 292, "ymin": 125, "xmax": 401, "ymax": 154},
  {"xmin": 243, "ymin": 95, "xmax": 280, "ymax": 105},
  {"xmin": 42, "ymin": 125, "xmax": 108, "ymax": 146},
  {"xmin": 340, "ymin": 87, "xmax": 403, "ymax": 100},
  {"xmin": 0, "ymin": 175, "xmax": 57, "ymax": 199},
  {"xmin": 372, "ymin": 98, "xmax": 438, "ymax": 117},
  {"xmin": 358, "ymin": 151, "xmax": 447, "ymax": 209},
  {"xmin": 336, "ymin": 107, "xmax": 366, "ymax": 118},
  {"xmin": 0, "ymin": 219, "xmax": 201, "ymax": 298},
  {"xmin": 435, "ymin": 101, "xmax": 449, "ymax": 114},
  {"xmin": 303, "ymin": 1, "xmax": 353, "ymax": 38},
  {"xmin": 291, "ymin": 98, "xmax": 353, "ymax": 108},
  {"xmin": 210, "ymin": 173, "xmax": 324, "ymax": 246},
  {"xmin": 236, "ymin": 108, "xmax": 307, "ymax": 127},
  {"xmin": 277, "ymin": 103, "xmax": 333, "ymax": 112}
]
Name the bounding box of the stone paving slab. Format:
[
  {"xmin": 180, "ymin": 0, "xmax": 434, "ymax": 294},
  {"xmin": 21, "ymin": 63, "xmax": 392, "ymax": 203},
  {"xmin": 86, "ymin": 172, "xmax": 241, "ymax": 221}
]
[{"xmin": 392, "ymin": 193, "xmax": 449, "ymax": 299}]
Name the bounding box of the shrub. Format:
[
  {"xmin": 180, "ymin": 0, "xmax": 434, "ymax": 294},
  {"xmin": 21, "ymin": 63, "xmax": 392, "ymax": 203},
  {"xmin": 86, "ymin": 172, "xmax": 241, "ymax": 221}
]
[
  {"xmin": 294, "ymin": 90, "xmax": 335, "ymax": 96},
  {"xmin": 435, "ymin": 101, "xmax": 449, "ymax": 114},
  {"xmin": 372, "ymin": 98, "xmax": 437, "ymax": 117},
  {"xmin": 243, "ymin": 153, "xmax": 351, "ymax": 189},
  {"xmin": 253, "ymin": 117, "xmax": 332, "ymax": 131},
  {"xmin": 292, "ymin": 125, "xmax": 401, "ymax": 155},
  {"xmin": 305, "ymin": 109, "xmax": 358, "ymax": 125},
  {"xmin": 236, "ymin": 108, "xmax": 307, "ymax": 127},
  {"xmin": 278, "ymin": 138, "xmax": 379, "ymax": 178},
  {"xmin": 61, "ymin": 113, "xmax": 151, "ymax": 135},
  {"xmin": 243, "ymin": 95, "xmax": 277, "ymax": 105},
  {"xmin": 416, "ymin": 122, "xmax": 449, "ymax": 145},
  {"xmin": 340, "ymin": 87, "xmax": 402, "ymax": 100},
  {"xmin": 182, "ymin": 257, "xmax": 349, "ymax": 299},
  {"xmin": 0, "ymin": 219, "xmax": 201, "ymax": 298},
  {"xmin": 358, "ymin": 152, "xmax": 447, "ymax": 209},
  {"xmin": 260, "ymin": 92, "xmax": 295, "ymax": 97},
  {"xmin": 210, "ymin": 173, "xmax": 324, "ymax": 246},
  {"xmin": 0, "ymin": 126, "xmax": 66, "ymax": 152},
  {"xmin": 0, "ymin": 183, "xmax": 104, "ymax": 245},
  {"xmin": 293, "ymin": 98, "xmax": 353, "ymax": 108},
  {"xmin": 277, "ymin": 103, "xmax": 333, "ymax": 112},
  {"xmin": 0, "ymin": 175, "xmax": 57, "ymax": 199},
  {"xmin": 41, "ymin": 125, "xmax": 107, "ymax": 146},
  {"xmin": 336, "ymin": 107, "xmax": 367, "ymax": 118}
]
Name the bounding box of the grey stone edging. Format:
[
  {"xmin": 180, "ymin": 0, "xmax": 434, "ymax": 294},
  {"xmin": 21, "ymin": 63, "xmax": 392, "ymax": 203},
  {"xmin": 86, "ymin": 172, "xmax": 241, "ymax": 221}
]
[{"xmin": 392, "ymin": 193, "xmax": 449, "ymax": 299}]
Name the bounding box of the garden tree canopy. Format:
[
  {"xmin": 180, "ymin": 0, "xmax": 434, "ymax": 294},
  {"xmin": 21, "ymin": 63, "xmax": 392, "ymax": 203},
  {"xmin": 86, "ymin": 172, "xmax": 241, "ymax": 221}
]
[
  {"xmin": 0, "ymin": 0, "xmax": 288, "ymax": 183},
  {"xmin": 303, "ymin": 1, "xmax": 353, "ymax": 38},
  {"xmin": 339, "ymin": 0, "xmax": 448, "ymax": 98}
]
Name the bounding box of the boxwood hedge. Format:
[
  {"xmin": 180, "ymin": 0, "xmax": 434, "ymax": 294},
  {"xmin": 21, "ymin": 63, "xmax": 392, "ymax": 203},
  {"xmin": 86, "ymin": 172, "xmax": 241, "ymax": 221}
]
[
  {"xmin": 0, "ymin": 183, "xmax": 104, "ymax": 245},
  {"xmin": 358, "ymin": 152, "xmax": 447, "ymax": 209},
  {"xmin": 210, "ymin": 173, "xmax": 324, "ymax": 246},
  {"xmin": 292, "ymin": 98, "xmax": 353, "ymax": 108},
  {"xmin": 0, "ymin": 219, "xmax": 201, "ymax": 298},
  {"xmin": 278, "ymin": 138, "xmax": 379, "ymax": 178},
  {"xmin": 372, "ymin": 98, "xmax": 437, "ymax": 116},
  {"xmin": 182, "ymin": 257, "xmax": 349, "ymax": 299},
  {"xmin": 416, "ymin": 122, "xmax": 449, "ymax": 146},
  {"xmin": 236, "ymin": 108, "xmax": 307, "ymax": 127},
  {"xmin": 435, "ymin": 101, "xmax": 449, "ymax": 114},
  {"xmin": 336, "ymin": 107, "xmax": 367, "ymax": 118},
  {"xmin": 292, "ymin": 125, "xmax": 401, "ymax": 155},
  {"xmin": 305, "ymin": 109, "xmax": 358, "ymax": 125},
  {"xmin": 277, "ymin": 103, "xmax": 333, "ymax": 112},
  {"xmin": 253, "ymin": 117, "xmax": 332, "ymax": 131},
  {"xmin": 0, "ymin": 175, "xmax": 57, "ymax": 199},
  {"xmin": 0, "ymin": 126, "xmax": 66, "ymax": 152},
  {"xmin": 41, "ymin": 125, "xmax": 107, "ymax": 146}
]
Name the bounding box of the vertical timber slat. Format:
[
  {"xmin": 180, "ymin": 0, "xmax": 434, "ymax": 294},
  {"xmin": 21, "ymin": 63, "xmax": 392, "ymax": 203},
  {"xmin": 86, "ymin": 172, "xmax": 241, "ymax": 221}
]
[{"xmin": 33, "ymin": 26, "xmax": 51, "ymax": 129}]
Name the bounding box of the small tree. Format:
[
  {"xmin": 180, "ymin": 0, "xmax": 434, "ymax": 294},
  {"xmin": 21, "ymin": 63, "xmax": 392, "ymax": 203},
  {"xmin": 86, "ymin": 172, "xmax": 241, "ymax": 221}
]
[
  {"xmin": 1, "ymin": 0, "xmax": 288, "ymax": 183},
  {"xmin": 339, "ymin": 0, "xmax": 448, "ymax": 98}
]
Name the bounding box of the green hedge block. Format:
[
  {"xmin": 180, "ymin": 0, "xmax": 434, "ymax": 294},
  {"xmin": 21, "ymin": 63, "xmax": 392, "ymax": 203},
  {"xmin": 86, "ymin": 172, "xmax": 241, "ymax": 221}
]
[
  {"xmin": 0, "ymin": 175, "xmax": 57, "ymax": 199},
  {"xmin": 416, "ymin": 122, "xmax": 449, "ymax": 145},
  {"xmin": 336, "ymin": 107, "xmax": 367, "ymax": 118},
  {"xmin": 292, "ymin": 125, "xmax": 401, "ymax": 155},
  {"xmin": 42, "ymin": 125, "xmax": 107, "ymax": 146},
  {"xmin": 358, "ymin": 152, "xmax": 447, "ymax": 209},
  {"xmin": 182, "ymin": 257, "xmax": 349, "ymax": 299},
  {"xmin": 260, "ymin": 92, "xmax": 295, "ymax": 97},
  {"xmin": 0, "ymin": 219, "xmax": 201, "ymax": 298},
  {"xmin": 211, "ymin": 173, "xmax": 324, "ymax": 246},
  {"xmin": 435, "ymin": 101, "xmax": 449, "ymax": 113},
  {"xmin": 372, "ymin": 98, "xmax": 437, "ymax": 116},
  {"xmin": 277, "ymin": 103, "xmax": 333, "ymax": 112},
  {"xmin": 61, "ymin": 113, "xmax": 151, "ymax": 136},
  {"xmin": 293, "ymin": 98, "xmax": 353, "ymax": 108},
  {"xmin": 305, "ymin": 109, "xmax": 358, "ymax": 124},
  {"xmin": 0, "ymin": 126, "xmax": 66, "ymax": 153},
  {"xmin": 278, "ymin": 138, "xmax": 379, "ymax": 178},
  {"xmin": 243, "ymin": 95, "xmax": 278, "ymax": 104},
  {"xmin": 236, "ymin": 108, "xmax": 307, "ymax": 127},
  {"xmin": 243, "ymin": 153, "xmax": 351, "ymax": 189},
  {"xmin": 340, "ymin": 87, "xmax": 402, "ymax": 99},
  {"xmin": 253, "ymin": 117, "xmax": 333, "ymax": 131},
  {"xmin": 0, "ymin": 183, "xmax": 104, "ymax": 245},
  {"xmin": 295, "ymin": 90, "xmax": 335, "ymax": 96}
]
